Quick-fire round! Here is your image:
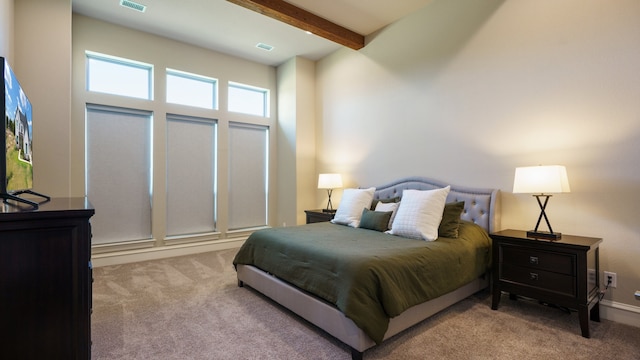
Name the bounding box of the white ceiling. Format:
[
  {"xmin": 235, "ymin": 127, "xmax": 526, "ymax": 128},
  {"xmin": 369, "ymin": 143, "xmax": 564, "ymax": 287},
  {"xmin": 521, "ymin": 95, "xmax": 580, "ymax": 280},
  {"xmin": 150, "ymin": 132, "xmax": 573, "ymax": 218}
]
[{"xmin": 72, "ymin": 0, "xmax": 433, "ymax": 66}]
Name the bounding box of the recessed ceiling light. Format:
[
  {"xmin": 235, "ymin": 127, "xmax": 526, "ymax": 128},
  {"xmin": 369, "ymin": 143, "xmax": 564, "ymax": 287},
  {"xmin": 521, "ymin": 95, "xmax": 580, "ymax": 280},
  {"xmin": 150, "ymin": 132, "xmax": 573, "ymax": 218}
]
[
  {"xmin": 120, "ymin": 0, "xmax": 146, "ymax": 13},
  {"xmin": 256, "ymin": 43, "xmax": 274, "ymax": 52}
]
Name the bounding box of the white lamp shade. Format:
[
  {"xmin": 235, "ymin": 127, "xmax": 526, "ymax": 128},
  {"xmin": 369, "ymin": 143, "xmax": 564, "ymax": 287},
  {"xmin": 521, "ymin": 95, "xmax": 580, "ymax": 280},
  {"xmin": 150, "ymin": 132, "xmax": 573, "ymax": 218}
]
[
  {"xmin": 513, "ymin": 165, "xmax": 571, "ymax": 194},
  {"xmin": 318, "ymin": 173, "xmax": 343, "ymax": 189}
]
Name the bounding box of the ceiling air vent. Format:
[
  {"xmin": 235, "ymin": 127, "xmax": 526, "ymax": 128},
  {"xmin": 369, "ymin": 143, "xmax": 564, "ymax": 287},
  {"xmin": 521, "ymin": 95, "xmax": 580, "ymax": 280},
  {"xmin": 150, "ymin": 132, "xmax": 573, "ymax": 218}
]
[
  {"xmin": 120, "ymin": 0, "xmax": 146, "ymax": 13},
  {"xmin": 256, "ymin": 43, "xmax": 274, "ymax": 52}
]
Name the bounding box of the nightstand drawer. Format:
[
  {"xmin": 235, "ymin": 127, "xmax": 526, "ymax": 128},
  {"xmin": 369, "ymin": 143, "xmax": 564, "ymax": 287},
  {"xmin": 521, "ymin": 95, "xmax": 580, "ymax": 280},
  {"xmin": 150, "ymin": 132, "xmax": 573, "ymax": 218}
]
[
  {"xmin": 305, "ymin": 210, "xmax": 335, "ymax": 224},
  {"xmin": 501, "ymin": 245, "xmax": 575, "ymax": 276},
  {"xmin": 501, "ymin": 263, "xmax": 576, "ymax": 297}
]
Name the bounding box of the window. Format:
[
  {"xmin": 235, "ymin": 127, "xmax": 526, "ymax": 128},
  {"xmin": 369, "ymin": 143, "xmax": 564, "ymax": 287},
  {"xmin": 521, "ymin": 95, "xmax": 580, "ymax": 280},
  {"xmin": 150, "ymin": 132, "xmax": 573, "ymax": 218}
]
[
  {"xmin": 85, "ymin": 105, "xmax": 153, "ymax": 244},
  {"xmin": 80, "ymin": 49, "xmax": 275, "ymax": 248},
  {"xmin": 228, "ymin": 123, "xmax": 269, "ymax": 229},
  {"xmin": 166, "ymin": 69, "xmax": 217, "ymax": 109},
  {"xmin": 86, "ymin": 52, "xmax": 153, "ymax": 100},
  {"xmin": 228, "ymin": 82, "xmax": 269, "ymax": 117},
  {"xmin": 166, "ymin": 114, "xmax": 217, "ymax": 236}
]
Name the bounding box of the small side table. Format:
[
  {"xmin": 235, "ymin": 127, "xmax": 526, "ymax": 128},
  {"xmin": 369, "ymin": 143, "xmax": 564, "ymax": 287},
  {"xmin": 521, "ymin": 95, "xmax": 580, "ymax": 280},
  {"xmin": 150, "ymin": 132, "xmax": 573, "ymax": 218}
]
[
  {"xmin": 305, "ymin": 209, "xmax": 335, "ymax": 224},
  {"xmin": 491, "ymin": 229, "xmax": 602, "ymax": 338}
]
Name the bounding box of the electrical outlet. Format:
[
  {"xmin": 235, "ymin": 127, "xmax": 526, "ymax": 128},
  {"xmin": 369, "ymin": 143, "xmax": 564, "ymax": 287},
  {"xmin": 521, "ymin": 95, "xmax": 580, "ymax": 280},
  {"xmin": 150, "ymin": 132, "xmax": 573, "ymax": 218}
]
[{"xmin": 604, "ymin": 271, "xmax": 617, "ymax": 288}]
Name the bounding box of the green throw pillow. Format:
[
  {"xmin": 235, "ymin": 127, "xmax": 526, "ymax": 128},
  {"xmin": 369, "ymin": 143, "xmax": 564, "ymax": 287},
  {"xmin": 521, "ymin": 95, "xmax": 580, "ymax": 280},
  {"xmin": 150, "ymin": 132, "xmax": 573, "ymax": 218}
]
[
  {"xmin": 359, "ymin": 208, "xmax": 393, "ymax": 232},
  {"xmin": 438, "ymin": 201, "xmax": 465, "ymax": 238}
]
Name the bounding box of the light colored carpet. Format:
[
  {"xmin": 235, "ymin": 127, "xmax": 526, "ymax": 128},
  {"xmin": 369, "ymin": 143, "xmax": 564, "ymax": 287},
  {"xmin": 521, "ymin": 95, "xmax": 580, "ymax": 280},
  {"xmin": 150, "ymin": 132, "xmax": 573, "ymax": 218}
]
[{"xmin": 91, "ymin": 249, "xmax": 640, "ymax": 359}]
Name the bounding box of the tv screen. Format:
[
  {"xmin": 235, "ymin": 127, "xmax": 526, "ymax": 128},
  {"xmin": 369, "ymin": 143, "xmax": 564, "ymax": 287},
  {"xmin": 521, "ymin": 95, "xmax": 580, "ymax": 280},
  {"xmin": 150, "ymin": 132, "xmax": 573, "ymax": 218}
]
[{"xmin": 2, "ymin": 57, "xmax": 34, "ymax": 194}]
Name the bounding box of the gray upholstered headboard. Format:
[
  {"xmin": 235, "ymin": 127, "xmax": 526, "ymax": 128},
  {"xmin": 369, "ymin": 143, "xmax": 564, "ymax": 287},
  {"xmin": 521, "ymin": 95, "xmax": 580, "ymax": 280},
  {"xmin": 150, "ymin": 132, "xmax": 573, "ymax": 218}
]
[{"xmin": 370, "ymin": 176, "xmax": 501, "ymax": 234}]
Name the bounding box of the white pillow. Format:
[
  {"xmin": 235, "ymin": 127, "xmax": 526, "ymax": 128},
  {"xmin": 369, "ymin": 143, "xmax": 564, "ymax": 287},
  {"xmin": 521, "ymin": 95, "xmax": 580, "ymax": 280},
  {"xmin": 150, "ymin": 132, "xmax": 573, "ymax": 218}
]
[
  {"xmin": 388, "ymin": 186, "xmax": 451, "ymax": 241},
  {"xmin": 375, "ymin": 201, "xmax": 400, "ymax": 230},
  {"xmin": 331, "ymin": 187, "xmax": 376, "ymax": 228}
]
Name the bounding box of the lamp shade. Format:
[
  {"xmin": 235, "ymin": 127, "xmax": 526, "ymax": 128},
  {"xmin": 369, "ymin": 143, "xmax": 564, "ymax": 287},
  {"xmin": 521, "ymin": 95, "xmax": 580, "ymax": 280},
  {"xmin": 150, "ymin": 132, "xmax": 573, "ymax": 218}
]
[
  {"xmin": 318, "ymin": 173, "xmax": 343, "ymax": 189},
  {"xmin": 513, "ymin": 165, "xmax": 571, "ymax": 194}
]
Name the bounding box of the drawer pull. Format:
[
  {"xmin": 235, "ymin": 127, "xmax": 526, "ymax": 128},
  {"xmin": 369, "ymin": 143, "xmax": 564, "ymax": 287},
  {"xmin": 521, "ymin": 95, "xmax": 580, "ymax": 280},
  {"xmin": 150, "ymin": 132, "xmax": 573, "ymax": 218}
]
[
  {"xmin": 530, "ymin": 272, "xmax": 539, "ymax": 281},
  {"xmin": 529, "ymin": 256, "xmax": 539, "ymax": 265}
]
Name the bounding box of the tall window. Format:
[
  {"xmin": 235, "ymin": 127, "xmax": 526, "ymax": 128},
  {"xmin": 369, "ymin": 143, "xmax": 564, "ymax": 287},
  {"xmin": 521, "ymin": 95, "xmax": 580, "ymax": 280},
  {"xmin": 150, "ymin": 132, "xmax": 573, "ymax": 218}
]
[
  {"xmin": 228, "ymin": 82, "xmax": 269, "ymax": 117},
  {"xmin": 166, "ymin": 69, "xmax": 218, "ymax": 109},
  {"xmin": 166, "ymin": 114, "xmax": 217, "ymax": 236},
  {"xmin": 82, "ymin": 49, "xmax": 274, "ymax": 248},
  {"xmin": 228, "ymin": 123, "xmax": 269, "ymax": 230},
  {"xmin": 86, "ymin": 52, "xmax": 153, "ymax": 100},
  {"xmin": 85, "ymin": 105, "xmax": 152, "ymax": 244}
]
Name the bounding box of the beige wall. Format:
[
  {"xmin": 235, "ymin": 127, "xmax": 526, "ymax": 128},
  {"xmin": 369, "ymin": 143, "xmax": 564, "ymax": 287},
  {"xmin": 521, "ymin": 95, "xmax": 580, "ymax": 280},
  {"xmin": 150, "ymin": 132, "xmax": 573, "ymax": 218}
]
[
  {"xmin": 14, "ymin": 0, "xmax": 72, "ymax": 197},
  {"xmin": 316, "ymin": 0, "xmax": 640, "ymax": 309},
  {"xmin": 276, "ymin": 56, "xmax": 318, "ymax": 226},
  {"xmin": 276, "ymin": 58, "xmax": 297, "ymax": 228},
  {"xmin": 294, "ymin": 58, "xmax": 318, "ymax": 224},
  {"xmin": 276, "ymin": 57, "xmax": 318, "ymax": 227},
  {"xmin": 0, "ymin": 0, "xmax": 12, "ymax": 59}
]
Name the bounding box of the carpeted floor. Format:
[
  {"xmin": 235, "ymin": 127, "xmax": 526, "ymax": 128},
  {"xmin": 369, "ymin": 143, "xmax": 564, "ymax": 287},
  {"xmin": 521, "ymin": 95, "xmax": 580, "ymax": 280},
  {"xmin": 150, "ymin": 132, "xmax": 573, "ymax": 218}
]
[{"xmin": 91, "ymin": 249, "xmax": 640, "ymax": 359}]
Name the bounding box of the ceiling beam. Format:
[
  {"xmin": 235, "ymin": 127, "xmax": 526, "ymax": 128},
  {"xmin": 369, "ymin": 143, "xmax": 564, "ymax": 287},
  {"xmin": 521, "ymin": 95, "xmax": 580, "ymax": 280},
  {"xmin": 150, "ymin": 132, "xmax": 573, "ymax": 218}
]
[{"xmin": 227, "ymin": 0, "xmax": 365, "ymax": 50}]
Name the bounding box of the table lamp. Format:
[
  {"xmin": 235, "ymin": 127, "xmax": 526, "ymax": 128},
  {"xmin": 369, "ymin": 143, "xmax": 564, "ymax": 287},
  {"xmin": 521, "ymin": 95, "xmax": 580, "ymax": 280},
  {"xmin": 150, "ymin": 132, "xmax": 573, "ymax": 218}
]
[
  {"xmin": 513, "ymin": 165, "xmax": 571, "ymax": 240},
  {"xmin": 318, "ymin": 173, "xmax": 342, "ymax": 213}
]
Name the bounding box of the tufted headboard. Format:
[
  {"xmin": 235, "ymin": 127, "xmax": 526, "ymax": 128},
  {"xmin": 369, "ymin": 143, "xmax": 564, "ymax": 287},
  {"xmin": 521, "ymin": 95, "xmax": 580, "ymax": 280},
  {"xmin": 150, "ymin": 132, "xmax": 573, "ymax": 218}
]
[{"xmin": 370, "ymin": 176, "xmax": 501, "ymax": 234}]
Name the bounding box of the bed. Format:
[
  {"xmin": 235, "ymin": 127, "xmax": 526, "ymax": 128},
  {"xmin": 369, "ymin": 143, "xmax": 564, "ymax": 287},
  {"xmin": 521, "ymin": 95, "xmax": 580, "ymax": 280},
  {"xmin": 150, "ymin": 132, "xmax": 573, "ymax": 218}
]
[{"xmin": 234, "ymin": 176, "xmax": 500, "ymax": 359}]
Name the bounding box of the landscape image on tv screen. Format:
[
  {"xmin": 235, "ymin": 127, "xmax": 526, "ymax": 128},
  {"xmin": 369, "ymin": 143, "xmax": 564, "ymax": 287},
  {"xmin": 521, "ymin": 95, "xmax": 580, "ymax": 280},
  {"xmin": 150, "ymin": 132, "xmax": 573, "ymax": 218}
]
[{"xmin": 4, "ymin": 60, "xmax": 33, "ymax": 192}]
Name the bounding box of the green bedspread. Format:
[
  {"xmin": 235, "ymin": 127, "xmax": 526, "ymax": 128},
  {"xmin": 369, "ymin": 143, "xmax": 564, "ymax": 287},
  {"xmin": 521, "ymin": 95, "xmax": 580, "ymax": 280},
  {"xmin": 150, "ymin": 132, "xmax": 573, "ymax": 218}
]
[{"xmin": 233, "ymin": 220, "xmax": 492, "ymax": 344}]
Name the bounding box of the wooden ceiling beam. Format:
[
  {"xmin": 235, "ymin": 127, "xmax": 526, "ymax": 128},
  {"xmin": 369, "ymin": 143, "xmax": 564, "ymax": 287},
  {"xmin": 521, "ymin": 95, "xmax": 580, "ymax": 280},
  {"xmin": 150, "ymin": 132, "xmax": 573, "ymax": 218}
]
[{"xmin": 227, "ymin": 0, "xmax": 365, "ymax": 50}]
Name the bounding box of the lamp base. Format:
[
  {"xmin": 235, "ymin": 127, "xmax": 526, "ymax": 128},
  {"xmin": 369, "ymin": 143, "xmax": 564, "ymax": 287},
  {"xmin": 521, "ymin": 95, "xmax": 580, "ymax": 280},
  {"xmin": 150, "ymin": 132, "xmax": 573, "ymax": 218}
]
[{"xmin": 526, "ymin": 230, "xmax": 562, "ymax": 240}]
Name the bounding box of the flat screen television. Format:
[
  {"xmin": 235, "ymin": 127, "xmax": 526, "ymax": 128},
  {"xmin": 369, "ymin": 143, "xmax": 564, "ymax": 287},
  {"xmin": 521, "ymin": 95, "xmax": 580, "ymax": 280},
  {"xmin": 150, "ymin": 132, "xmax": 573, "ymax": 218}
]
[{"xmin": 1, "ymin": 56, "xmax": 48, "ymax": 208}]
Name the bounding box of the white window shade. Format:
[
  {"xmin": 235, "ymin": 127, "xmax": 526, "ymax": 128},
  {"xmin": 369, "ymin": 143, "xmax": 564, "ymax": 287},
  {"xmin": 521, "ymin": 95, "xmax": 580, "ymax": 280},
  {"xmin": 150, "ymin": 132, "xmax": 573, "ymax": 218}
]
[
  {"xmin": 166, "ymin": 115, "xmax": 217, "ymax": 236},
  {"xmin": 228, "ymin": 123, "xmax": 268, "ymax": 230},
  {"xmin": 86, "ymin": 105, "xmax": 152, "ymax": 244}
]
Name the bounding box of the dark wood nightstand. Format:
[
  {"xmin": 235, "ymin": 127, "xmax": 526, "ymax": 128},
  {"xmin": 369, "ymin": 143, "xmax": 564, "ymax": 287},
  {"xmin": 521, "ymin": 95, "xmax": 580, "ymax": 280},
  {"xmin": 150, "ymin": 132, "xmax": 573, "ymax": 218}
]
[
  {"xmin": 304, "ymin": 209, "xmax": 335, "ymax": 224},
  {"xmin": 491, "ymin": 229, "xmax": 602, "ymax": 338}
]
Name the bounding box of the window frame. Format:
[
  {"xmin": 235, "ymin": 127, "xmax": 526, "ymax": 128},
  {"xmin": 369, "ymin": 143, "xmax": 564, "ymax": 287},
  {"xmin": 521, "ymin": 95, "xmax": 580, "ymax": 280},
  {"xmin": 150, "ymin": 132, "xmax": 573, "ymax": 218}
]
[
  {"xmin": 86, "ymin": 51, "xmax": 154, "ymax": 100},
  {"xmin": 166, "ymin": 68, "xmax": 218, "ymax": 110},
  {"xmin": 228, "ymin": 81, "xmax": 270, "ymax": 117}
]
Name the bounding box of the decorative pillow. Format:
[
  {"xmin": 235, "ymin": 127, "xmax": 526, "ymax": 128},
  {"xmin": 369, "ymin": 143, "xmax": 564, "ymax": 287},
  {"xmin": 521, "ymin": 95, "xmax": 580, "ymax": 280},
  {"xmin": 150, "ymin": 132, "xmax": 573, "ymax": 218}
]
[
  {"xmin": 370, "ymin": 197, "xmax": 400, "ymax": 210},
  {"xmin": 331, "ymin": 187, "xmax": 376, "ymax": 228},
  {"xmin": 374, "ymin": 201, "xmax": 400, "ymax": 230},
  {"xmin": 359, "ymin": 208, "xmax": 393, "ymax": 232},
  {"xmin": 388, "ymin": 186, "xmax": 451, "ymax": 241},
  {"xmin": 438, "ymin": 201, "xmax": 465, "ymax": 238}
]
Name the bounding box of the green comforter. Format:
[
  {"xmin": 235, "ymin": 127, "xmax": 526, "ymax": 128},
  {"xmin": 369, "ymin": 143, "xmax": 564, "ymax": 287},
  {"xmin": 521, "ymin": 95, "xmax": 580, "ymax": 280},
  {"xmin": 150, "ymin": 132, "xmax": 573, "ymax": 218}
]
[{"xmin": 233, "ymin": 220, "xmax": 492, "ymax": 344}]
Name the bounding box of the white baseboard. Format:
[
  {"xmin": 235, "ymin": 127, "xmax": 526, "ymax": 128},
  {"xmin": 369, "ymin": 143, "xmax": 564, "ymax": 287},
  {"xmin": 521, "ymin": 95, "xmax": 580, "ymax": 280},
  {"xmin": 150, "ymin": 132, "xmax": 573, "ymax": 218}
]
[
  {"xmin": 600, "ymin": 299, "xmax": 640, "ymax": 328},
  {"xmin": 91, "ymin": 238, "xmax": 245, "ymax": 267}
]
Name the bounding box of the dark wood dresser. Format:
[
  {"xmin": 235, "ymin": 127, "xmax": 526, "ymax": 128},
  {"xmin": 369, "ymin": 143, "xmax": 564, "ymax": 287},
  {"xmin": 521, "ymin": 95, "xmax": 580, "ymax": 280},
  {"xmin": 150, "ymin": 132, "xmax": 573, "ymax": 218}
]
[
  {"xmin": 0, "ymin": 198, "xmax": 95, "ymax": 359},
  {"xmin": 491, "ymin": 229, "xmax": 602, "ymax": 338}
]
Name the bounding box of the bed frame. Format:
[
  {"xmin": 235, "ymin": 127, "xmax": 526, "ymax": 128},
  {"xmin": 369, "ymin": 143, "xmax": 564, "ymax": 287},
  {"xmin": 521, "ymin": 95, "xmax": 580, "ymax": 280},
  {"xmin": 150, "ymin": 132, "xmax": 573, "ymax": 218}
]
[{"xmin": 237, "ymin": 176, "xmax": 501, "ymax": 359}]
